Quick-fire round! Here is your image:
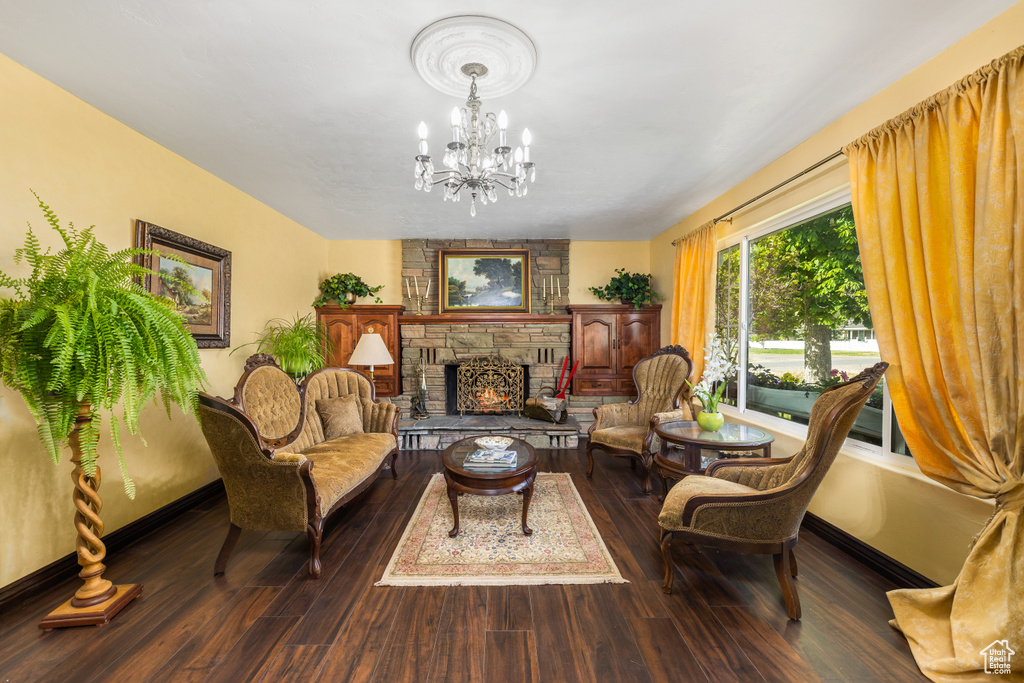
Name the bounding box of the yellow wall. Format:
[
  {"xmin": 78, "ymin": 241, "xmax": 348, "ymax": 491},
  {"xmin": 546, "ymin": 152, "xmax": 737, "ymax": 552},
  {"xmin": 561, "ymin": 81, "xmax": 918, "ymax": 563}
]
[
  {"xmin": 650, "ymin": 4, "xmax": 1024, "ymax": 583},
  {"xmin": 569, "ymin": 241, "xmax": 651, "ymax": 304},
  {"xmin": 0, "ymin": 52, "xmax": 329, "ymax": 587},
  {"xmin": 327, "ymin": 240, "xmax": 404, "ymax": 305}
]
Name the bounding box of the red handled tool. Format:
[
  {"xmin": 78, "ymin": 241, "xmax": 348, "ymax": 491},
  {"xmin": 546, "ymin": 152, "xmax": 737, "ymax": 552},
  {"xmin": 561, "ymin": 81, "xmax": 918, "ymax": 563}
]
[
  {"xmin": 554, "ymin": 357, "xmax": 580, "ymax": 399},
  {"xmin": 555, "ymin": 356, "xmax": 569, "ymax": 394}
]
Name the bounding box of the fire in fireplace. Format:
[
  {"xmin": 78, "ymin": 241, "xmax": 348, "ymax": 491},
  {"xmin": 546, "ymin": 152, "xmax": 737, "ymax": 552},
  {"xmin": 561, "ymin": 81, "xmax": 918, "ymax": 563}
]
[{"xmin": 445, "ymin": 355, "xmax": 529, "ymax": 417}]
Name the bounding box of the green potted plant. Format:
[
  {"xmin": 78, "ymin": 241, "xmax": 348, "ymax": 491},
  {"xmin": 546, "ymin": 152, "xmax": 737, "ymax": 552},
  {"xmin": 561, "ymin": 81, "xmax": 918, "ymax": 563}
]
[
  {"xmin": 589, "ymin": 268, "xmax": 663, "ymax": 310},
  {"xmin": 314, "ymin": 272, "xmax": 384, "ymax": 308},
  {"xmin": 0, "ymin": 195, "xmax": 206, "ymax": 627},
  {"xmin": 235, "ymin": 312, "xmax": 330, "ymax": 380}
]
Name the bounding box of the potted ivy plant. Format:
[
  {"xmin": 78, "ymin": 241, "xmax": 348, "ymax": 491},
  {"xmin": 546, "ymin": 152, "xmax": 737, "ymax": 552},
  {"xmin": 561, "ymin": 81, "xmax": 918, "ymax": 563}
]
[
  {"xmin": 314, "ymin": 272, "xmax": 384, "ymax": 308},
  {"xmin": 589, "ymin": 268, "xmax": 663, "ymax": 310},
  {"xmin": 0, "ymin": 194, "xmax": 206, "ymax": 627},
  {"xmin": 235, "ymin": 312, "xmax": 330, "ymax": 380}
]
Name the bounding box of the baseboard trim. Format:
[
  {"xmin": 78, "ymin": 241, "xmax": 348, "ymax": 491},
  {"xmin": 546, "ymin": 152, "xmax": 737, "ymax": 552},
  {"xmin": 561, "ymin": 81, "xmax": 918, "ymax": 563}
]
[
  {"xmin": 0, "ymin": 479, "xmax": 225, "ymax": 613},
  {"xmin": 801, "ymin": 512, "xmax": 938, "ymax": 590}
]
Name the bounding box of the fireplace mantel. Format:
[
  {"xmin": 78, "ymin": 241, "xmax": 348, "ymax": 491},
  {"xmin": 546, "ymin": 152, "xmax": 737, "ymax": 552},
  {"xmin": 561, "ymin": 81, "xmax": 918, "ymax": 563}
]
[{"xmin": 399, "ymin": 313, "xmax": 571, "ymax": 325}]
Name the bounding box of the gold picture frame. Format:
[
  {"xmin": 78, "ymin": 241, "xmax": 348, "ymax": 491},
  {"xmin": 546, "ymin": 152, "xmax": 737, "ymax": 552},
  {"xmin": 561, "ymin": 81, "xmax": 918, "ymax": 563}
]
[{"xmin": 439, "ymin": 248, "xmax": 531, "ymax": 314}]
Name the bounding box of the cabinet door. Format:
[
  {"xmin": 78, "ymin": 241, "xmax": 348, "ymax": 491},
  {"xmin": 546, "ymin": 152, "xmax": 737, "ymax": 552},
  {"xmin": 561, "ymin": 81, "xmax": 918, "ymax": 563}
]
[
  {"xmin": 618, "ymin": 312, "xmax": 658, "ymax": 376},
  {"xmin": 323, "ymin": 315, "xmax": 357, "ymax": 368},
  {"xmin": 576, "ymin": 313, "xmax": 617, "ymax": 376}
]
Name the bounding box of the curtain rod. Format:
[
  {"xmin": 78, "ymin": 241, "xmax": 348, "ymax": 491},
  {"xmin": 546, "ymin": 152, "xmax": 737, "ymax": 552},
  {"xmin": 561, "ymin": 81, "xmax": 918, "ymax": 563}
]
[{"xmin": 671, "ymin": 149, "xmax": 845, "ymax": 246}]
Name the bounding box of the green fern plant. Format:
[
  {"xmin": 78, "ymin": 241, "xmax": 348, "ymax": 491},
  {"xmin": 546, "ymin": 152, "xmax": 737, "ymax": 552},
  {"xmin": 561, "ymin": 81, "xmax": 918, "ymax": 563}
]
[
  {"xmin": 234, "ymin": 312, "xmax": 330, "ymax": 380},
  {"xmin": 0, "ymin": 194, "xmax": 207, "ymax": 498}
]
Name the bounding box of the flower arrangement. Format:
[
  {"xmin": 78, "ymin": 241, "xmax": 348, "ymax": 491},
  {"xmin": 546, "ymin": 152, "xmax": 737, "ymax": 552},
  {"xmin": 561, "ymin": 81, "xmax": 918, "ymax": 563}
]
[{"xmin": 686, "ymin": 332, "xmax": 737, "ymax": 417}]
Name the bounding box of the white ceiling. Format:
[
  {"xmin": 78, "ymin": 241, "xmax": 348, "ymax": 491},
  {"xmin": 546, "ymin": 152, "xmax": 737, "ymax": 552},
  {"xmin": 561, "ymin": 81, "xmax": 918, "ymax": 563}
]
[{"xmin": 0, "ymin": 1, "xmax": 1015, "ymax": 240}]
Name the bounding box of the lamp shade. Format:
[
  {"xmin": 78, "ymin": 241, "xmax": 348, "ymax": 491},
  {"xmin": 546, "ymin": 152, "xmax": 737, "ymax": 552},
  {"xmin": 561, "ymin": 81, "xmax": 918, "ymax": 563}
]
[{"xmin": 348, "ymin": 333, "xmax": 394, "ymax": 367}]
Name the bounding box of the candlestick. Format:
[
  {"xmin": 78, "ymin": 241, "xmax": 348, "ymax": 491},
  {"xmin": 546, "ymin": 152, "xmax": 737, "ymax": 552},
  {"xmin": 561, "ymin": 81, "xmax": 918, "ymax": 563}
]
[
  {"xmin": 414, "ymin": 275, "xmax": 419, "ymax": 296},
  {"xmin": 425, "ymin": 278, "xmax": 431, "ymax": 299},
  {"xmin": 542, "ymin": 276, "xmax": 546, "ymax": 298},
  {"xmin": 557, "ymin": 277, "xmax": 561, "ymax": 299}
]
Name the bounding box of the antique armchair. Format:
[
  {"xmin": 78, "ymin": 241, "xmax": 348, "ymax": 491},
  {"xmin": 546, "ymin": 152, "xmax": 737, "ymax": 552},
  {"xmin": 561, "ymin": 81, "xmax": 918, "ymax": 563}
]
[
  {"xmin": 197, "ymin": 356, "xmax": 399, "ymax": 578},
  {"xmin": 658, "ymin": 362, "xmax": 887, "ymax": 619},
  {"xmin": 586, "ymin": 345, "xmax": 695, "ymax": 493}
]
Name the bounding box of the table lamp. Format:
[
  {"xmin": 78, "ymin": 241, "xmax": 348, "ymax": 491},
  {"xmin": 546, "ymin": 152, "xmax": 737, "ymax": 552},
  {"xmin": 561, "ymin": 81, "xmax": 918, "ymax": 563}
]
[{"xmin": 348, "ymin": 333, "xmax": 394, "ymax": 385}]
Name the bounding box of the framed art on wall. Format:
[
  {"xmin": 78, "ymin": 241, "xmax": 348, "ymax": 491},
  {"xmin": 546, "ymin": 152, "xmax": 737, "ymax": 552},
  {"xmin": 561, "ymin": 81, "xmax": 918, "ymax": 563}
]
[
  {"xmin": 134, "ymin": 220, "xmax": 231, "ymax": 348},
  {"xmin": 439, "ymin": 248, "xmax": 531, "ymax": 314}
]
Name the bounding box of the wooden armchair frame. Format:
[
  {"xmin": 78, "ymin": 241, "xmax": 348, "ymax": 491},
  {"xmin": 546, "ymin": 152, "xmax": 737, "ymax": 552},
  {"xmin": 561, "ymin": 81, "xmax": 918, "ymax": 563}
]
[
  {"xmin": 660, "ymin": 362, "xmax": 888, "ymax": 620},
  {"xmin": 586, "ymin": 344, "xmax": 694, "ymax": 493}
]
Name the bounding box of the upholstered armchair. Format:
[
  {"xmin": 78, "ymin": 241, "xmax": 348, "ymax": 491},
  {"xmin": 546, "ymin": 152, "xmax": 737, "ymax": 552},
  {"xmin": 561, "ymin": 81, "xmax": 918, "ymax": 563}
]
[
  {"xmin": 586, "ymin": 345, "xmax": 695, "ymax": 493},
  {"xmin": 197, "ymin": 356, "xmax": 399, "ymax": 578},
  {"xmin": 658, "ymin": 362, "xmax": 887, "ymax": 620}
]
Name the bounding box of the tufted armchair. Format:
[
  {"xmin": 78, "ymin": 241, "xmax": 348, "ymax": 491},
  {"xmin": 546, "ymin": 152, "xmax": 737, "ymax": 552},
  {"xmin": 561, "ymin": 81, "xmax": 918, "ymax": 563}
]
[
  {"xmin": 586, "ymin": 345, "xmax": 695, "ymax": 493},
  {"xmin": 197, "ymin": 355, "xmax": 399, "ymax": 579},
  {"xmin": 658, "ymin": 362, "xmax": 887, "ymax": 619}
]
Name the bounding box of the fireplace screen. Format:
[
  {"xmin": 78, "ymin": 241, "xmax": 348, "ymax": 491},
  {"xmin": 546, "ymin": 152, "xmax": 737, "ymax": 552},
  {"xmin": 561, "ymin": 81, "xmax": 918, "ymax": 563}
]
[{"xmin": 455, "ymin": 355, "xmax": 524, "ymax": 416}]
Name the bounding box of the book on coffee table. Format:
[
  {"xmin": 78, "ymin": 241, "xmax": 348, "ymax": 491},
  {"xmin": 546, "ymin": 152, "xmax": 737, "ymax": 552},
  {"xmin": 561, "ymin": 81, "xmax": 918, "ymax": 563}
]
[{"xmin": 464, "ymin": 448, "xmax": 518, "ymax": 470}]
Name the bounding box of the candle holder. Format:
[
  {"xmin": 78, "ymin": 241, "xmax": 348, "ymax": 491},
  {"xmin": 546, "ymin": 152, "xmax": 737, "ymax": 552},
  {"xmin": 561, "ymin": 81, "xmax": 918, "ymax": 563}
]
[
  {"xmin": 405, "ymin": 294, "xmax": 426, "ymax": 315},
  {"xmin": 404, "ymin": 277, "xmax": 431, "ymax": 315},
  {"xmin": 542, "ymin": 292, "xmax": 563, "ymax": 315}
]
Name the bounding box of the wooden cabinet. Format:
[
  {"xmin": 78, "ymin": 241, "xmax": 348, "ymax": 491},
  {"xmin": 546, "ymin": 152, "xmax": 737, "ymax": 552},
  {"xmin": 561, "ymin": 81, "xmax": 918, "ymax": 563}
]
[
  {"xmin": 316, "ymin": 305, "xmax": 404, "ymax": 397},
  {"xmin": 568, "ymin": 304, "xmax": 662, "ymax": 396}
]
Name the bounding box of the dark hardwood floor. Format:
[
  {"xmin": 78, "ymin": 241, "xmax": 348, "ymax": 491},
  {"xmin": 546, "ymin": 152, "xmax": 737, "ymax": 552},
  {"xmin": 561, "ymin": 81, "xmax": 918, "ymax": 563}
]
[{"xmin": 0, "ymin": 446, "xmax": 926, "ymax": 682}]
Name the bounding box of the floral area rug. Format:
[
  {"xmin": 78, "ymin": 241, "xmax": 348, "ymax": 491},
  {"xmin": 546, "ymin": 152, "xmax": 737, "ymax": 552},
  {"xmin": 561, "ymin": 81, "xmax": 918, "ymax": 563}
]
[{"xmin": 376, "ymin": 472, "xmax": 627, "ymax": 586}]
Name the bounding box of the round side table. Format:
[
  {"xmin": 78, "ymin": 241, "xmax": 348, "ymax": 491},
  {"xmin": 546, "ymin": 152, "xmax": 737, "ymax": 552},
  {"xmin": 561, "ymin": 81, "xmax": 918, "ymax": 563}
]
[
  {"xmin": 652, "ymin": 421, "xmax": 774, "ymax": 500},
  {"xmin": 441, "ymin": 436, "xmax": 538, "ymax": 538}
]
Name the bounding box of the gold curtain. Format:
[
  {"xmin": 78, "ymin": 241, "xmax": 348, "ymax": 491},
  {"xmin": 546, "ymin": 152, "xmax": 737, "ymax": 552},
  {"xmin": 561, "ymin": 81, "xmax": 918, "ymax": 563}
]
[
  {"xmin": 844, "ymin": 45, "xmax": 1023, "ymax": 681},
  {"xmin": 670, "ymin": 221, "xmax": 717, "ymax": 382}
]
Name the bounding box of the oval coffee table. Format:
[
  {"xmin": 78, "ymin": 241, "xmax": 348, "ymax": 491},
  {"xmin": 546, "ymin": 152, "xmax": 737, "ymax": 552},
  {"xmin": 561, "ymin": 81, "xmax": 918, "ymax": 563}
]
[
  {"xmin": 652, "ymin": 420, "xmax": 774, "ymax": 500},
  {"xmin": 441, "ymin": 436, "xmax": 538, "ymax": 538}
]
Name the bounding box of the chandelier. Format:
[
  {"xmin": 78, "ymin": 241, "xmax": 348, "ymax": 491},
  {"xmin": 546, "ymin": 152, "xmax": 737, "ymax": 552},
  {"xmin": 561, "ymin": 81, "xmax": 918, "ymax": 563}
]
[{"xmin": 414, "ymin": 63, "xmax": 536, "ymax": 217}]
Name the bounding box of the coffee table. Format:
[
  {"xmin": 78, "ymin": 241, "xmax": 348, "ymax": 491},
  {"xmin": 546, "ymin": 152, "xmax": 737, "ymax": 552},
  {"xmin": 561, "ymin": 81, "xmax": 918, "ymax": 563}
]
[
  {"xmin": 441, "ymin": 436, "xmax": 538, "ymax": 538},
  {"xmin": 652, "ymin": 420, "xmax": 774, "ymax": 499}
]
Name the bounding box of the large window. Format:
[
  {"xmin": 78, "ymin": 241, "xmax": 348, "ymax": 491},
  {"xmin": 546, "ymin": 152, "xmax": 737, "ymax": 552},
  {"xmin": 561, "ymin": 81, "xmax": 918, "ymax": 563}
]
[{"xmin": 714, "ymin": 194, "xmax": 910, "ymax": 461}]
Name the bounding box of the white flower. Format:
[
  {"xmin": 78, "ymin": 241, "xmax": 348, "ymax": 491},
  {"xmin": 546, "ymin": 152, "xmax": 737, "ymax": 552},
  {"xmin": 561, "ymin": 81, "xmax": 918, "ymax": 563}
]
[{"xmin": 697, "ymin": 332, "xmax": 736, "ymax": 385}]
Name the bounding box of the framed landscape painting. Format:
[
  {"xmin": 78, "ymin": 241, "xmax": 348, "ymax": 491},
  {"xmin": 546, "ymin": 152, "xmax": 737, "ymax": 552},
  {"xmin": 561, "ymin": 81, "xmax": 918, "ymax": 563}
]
[
  {"xmin": 440, "ymin": 248, "xmax": 530, "ymax": 314},
  {"xmin": 134, "ymin": 220, "xmax": 231, "ymax": 348}
]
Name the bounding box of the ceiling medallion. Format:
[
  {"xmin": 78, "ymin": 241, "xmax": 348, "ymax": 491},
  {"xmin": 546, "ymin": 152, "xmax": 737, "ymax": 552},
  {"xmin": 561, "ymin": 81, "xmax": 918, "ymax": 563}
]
[
  {"xmin": 411, "ymin": 15, "xmax": 537, "ymax": 98},
  {"xmin": 411, "ymin": 16, "xmax": 538, "ymax": 217}
]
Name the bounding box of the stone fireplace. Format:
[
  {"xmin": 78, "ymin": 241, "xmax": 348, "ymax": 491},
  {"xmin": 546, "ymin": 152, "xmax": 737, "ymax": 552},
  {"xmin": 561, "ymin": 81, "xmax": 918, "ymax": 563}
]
[
  {"xmin": 390, "ymin": 237, "xmax": 620, "ymax": 450},
  {"xmin": 392, "ymin": 318, "xmax": 577, "ymax": 450}
]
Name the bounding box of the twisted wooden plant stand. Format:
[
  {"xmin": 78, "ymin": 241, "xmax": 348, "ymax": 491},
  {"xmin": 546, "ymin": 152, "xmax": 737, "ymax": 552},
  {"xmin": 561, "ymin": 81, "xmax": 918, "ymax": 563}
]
[{"xmin": 39, "ymin": 405, "xmax": 142, "ymax": 630}]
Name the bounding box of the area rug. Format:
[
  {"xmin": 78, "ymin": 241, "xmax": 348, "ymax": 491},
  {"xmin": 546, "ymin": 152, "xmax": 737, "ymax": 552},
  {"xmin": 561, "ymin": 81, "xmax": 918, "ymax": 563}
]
[{"xmin": 376, "ymin": 472, "xmax": 627, "ymax": 586}]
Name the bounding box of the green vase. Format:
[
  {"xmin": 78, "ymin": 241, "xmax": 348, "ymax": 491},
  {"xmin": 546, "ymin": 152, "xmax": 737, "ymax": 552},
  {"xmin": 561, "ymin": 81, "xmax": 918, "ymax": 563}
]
[{"xmin": 697, "ymin": 410, "xmax": 724, "ymax": 432}]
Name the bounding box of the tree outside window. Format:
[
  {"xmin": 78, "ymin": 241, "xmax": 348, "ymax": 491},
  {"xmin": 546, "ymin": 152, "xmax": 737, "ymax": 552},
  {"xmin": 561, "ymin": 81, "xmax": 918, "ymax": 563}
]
[{"xmin": 714, "ymin": 202, "xmax": 885, "ymax": 446}]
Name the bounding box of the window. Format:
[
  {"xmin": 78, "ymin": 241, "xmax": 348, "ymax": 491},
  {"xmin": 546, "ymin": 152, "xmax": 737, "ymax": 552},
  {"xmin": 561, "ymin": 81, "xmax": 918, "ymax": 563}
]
[
  {"xmin": 890, "ymin": 406, "xmax": 913, "ymax": 456},
  {"xmin": 714, "ymin": 245, "xmax": 740, "ymax": 406},
  {"xmin": 714, "ymin": 194, "xmax": 910, "ymax": 460}
]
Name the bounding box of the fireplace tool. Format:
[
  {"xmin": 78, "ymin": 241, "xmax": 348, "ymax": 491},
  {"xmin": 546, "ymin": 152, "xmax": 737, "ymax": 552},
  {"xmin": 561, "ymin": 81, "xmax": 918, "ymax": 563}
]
[{"xmin": 523, "ymin": 356, "xmax": 578, "ymax": 423}]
